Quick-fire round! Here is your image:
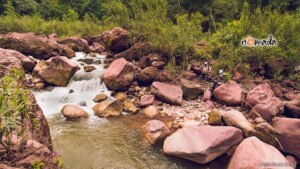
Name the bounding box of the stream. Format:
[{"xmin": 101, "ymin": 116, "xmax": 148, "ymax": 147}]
[{"xmin": 33, "ymin": 53, "xmax": 203, "ymax": 169}]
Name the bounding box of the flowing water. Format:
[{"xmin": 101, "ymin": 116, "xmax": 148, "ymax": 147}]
[{"xmin": 33, "ymin": 53, "xmax": 205, "ymax": 169}]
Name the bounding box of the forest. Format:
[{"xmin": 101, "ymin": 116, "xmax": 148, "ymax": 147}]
[{"xmin": 0, "ymin": 0, "xmax": 299, "ymax": 76}]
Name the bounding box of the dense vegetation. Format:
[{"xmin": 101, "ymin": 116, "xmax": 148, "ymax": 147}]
[
  {"xmin": 0, "ymin": 69, "xmax": 31, "ymax": 154},
  {"xmin": 0, "ymin": 0, "xmax": 299, "ymax": 78}
]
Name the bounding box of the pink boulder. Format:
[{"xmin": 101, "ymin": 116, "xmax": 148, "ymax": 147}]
[
  {"xmin": 246, "ymin": 84, "xmax": 275, "ymax": 106},
  {"xmin": 213, "ymin": 81, "xmax": 243, "ymax": 105},
  {"xmin": 103, "ymin": 58, "xmax": 134, "ymax": 90},
  {"xmin": 251, "ymin": 97, "xmax": 284, "ymax": 122},
  {"xmin": 151, "ymin": 81, "xmax": 183, "ymax": 105},
  {"xmin": 228, "ymin": 137, "xmax": 292, "ymax": 169},
  {"xmin": 272, "ymin": 117, "xmax": 300, "ymax": 159},
  {"xmin": 163, "ymin": 126, "xmax": 243, "ymax": 164}
]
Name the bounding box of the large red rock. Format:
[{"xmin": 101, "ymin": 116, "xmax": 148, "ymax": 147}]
[
  {"xmin": 246, "ymin": 84, "xmax": 275, "ymax": 106},
  {"xmin": 285, "ymin": 94, "xmax": 300, "ymax": 117},
  {"xmin": 103, "ymin": 58, "xmax": 134, "ymax": 90},
  {"xmin": 151, "ymin": 81, "xmax": 183, "ymax": 105},
  {"xmin": 180, "ymin": 78, "xmax": 203, "ymax": 100},
  {"xmin": 213, "ymin": 81, "xmax": 243, "ymax": 105},
  {"xmin": 58, "ymin": 37, "xmax": 90, "ymax": 52},
  {"xmin": 272, "ymin": 117, "xmax": 300, "ymax": 159},
  {"xmin": 0, "ymin": 32, "xmax": 75, "ymax": 59},
  {"xmin": 251, "ymin": 97, "xmax": 284, "ymax": 122},
  {"xmin": 163, "ymin": 126, "xmax": 243, "ymax": 164},
  {"xmin": 33, "ymin": 56, "xmax": 79, "ymax": 86},
  {"xmin": 61, "ymin": 104, "xmax": 88, "ymax": 119},
  {"xmin": 0, "ymin": 48, "xmax": 35, "ymax": 74},
  {"xmin": 140, "ymin": 120, "xmax": 170, "ymax": 145},
  {"xmin": 115, "ymin": 42, "xmax": 151, "ymax": 60},
  {"xmin": 90, "ymin": 27, "xmax": 131, "ymax": 53},
  {"xmin": 228, "ymin": 137, "xmax": 292, "ymax": 169}
]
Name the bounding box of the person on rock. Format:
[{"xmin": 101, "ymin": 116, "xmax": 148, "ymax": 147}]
[
  {"xmin": 215, "ymin": 69, "xmax": 226, "ymax": 82},
  {"xmin": 200, "ymin": 61, "xmax": 212, "ymax": 80}
]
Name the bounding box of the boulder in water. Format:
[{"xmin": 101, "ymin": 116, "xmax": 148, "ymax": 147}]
[
  {"xmin": 141, "ymin": 120, "xmax": 170, "ymax": 145},
  {"xmin": 103, "ymin": 58, "xmax": 134, "ymax": 90},
  {"xmin": 163, "ymin": 126, "xmax": 243, "ymax": 164},
  {"xmin": 33, "ymin": 56, "xmax": 79, "ymax": 86},
  {"xmin": 93, "ymin": 100, "xmax": 123, "ymax": 117},
  {"xmin": 93, "ymin": 94, "xmax": 108, "ymax": 102},
  {"xmin": 61, "ymin": 105, "xmax": 88, "ymax": 119},
  {"xmin": 84, "ymin": 65, "xmax": 96, "ymax": 72}
]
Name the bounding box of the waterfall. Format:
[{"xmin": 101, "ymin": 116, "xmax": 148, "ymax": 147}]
[{"xmin": 33, "ymin": 52, "xmax": 111, "ymax": 119}]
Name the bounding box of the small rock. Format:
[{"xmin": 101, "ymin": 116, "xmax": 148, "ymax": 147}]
[
  {"xmin": 84, "ymin": 65, "xmax": 96, "ymax": 72},
  {"xmin": 93, "ymin": 94, "xmax": 108, "ymax": 102},
  {"xmin": 61, "ymin": 104, "xmax": 88, "ymax": 119},
  {"xmin": 123, "ymin": 99, "xmax": 138, "ymax": 113},
  {"xmin": 115, "ymin": 92, "xmax": 128, "ymax": 102},
  {"xmin": 142, "ymin": 105, "xmax": 159, "ymax": 118},
  {"xmin": 140, "ymin": 94, "xmax": 155, "ymax": 107},
  {"xmin": 79, "ymin": 101, "xmax": 87, "ymax": 106},
  {"xmin": 208, "ymin": 109, "xmax": 222, "ymax": 125},
  {"xmin": 78, "ymin": 58, "xmax": 94, "ymax": 65}
]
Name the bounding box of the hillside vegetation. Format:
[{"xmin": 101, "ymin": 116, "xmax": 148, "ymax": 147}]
[{"xmin": 0, "ymin": 0, "xmax": 299, "ymax": 79}]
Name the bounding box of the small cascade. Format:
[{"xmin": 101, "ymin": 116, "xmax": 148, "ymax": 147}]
[{"xmin": 33, "ymin": 52, "xmax": 111, "ymax": 119}]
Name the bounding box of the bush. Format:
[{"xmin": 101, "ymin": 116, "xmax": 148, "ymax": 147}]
[{"xmin": 0, "ymin": 69, "xmax": 30, "ymax": 154}]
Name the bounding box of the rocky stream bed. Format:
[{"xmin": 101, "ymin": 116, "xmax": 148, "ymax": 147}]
[{"xmin": 0, "ymin": 28, "xmax": 299, "ymax": 169}]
